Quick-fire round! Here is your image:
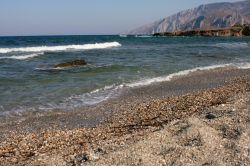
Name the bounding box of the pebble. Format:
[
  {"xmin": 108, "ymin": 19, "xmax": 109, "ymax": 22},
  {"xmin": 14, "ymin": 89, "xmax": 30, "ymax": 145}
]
[{"xmin": 205, "ymin": 112, "xmax": 217, "ymax": 120}]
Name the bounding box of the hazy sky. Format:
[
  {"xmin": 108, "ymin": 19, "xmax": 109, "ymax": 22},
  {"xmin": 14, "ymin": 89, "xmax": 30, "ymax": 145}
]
[{"xmin": 0, "ymin": 0, "xmax": 241, "ymax": 36}]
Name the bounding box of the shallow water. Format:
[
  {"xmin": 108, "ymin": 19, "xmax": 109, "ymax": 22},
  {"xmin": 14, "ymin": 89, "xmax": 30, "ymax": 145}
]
[{"xmin": 0, "ymin": 35, "xmax": 250, "ymax": 114}]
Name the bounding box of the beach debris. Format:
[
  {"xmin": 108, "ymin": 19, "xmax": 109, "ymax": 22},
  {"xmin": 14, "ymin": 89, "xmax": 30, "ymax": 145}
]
[{"xmin": 54, "ymin": 59, "xmax": 87, "ymax": 68}]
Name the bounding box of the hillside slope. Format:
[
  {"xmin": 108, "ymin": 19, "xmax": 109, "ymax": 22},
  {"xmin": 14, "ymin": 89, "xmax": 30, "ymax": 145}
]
[{"xmin": 129, "ymin": 0, "xmax": 250, "ymax": 34}]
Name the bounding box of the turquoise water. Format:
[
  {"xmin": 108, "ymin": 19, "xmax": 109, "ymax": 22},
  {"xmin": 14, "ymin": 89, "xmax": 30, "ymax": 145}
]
[{"xmin": 0, "ymin": 35, "xmax": 250, "ymax": 114}]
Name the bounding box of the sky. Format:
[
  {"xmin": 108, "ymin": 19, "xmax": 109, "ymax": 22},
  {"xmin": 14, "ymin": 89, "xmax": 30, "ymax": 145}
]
[{"xmin": 0, "ymin": 0, "xmax": 241, "ymax": 36}]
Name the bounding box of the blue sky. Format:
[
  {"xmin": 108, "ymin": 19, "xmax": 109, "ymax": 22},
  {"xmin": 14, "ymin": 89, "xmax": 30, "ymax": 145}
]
[{"xmin": 0, "ymin": 0, "xmax": 240, "ymax": 36}]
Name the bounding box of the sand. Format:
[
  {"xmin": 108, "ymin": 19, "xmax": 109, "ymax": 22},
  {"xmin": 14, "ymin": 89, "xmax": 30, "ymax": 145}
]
[
  {"xmin": 88, "ymin": 92, "xmax": 250, "ymax": 166},
  {"xmin": 0, "ymin": 68, "xmax": 249, "ymax": 165}
]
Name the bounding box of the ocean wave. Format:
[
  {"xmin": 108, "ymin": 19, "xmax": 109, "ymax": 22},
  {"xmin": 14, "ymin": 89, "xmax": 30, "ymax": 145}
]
[
  {"xmin": 60, "ymin": 84, "xmax": 124, "ymax": 108},
  {"xmin": 29, "ymin": 62, "xmax": 250, "ymax": 109},
  {"xmin": 1, "ymin": 84, "xmax": 122, "ymax": 116},
  {"xmin": 135, "ymin": 35, "xmax": 152, "ymax": 38},
  {"xmin": 63, "ymin": 63, "xmax": 250, "ymax": 106},
  {"xmin": 125, "ymin": 63, "xmax": 250, "ymax": 88},
  {"xmin": 1, "ymin": 62, "xmax": 250, "ymax": 116},
  {"xmin": 215, "ymin": 42, "xmax": 249, "ymax": 49},
  {"xmin": 119, "ymin": 35, "xmax": 127, "ymax": 37},
  {"xmin": 36, "ymin": 63, "xmax": 250, "ymax": 107},
  {"xmin": 0, "ymin": 53, "xmax": 44, "ymax": 60},
  {"xmin": 0, "ymin": 42, "xmax": 122, "ymax": 53},
  {"xmin": 34, "ymin": 64, "xmax": 115, "ymax": 71},
  {"xmin": 235, "ymin": 62, "xmax": 250, "ymax": 69},
  {"xmin": 35, "ymin": 67, "xmax": 67, "ymax": 71},
  {"xmin": 0, "ymin": 84, "xmax": 124, "ymax": 117}
]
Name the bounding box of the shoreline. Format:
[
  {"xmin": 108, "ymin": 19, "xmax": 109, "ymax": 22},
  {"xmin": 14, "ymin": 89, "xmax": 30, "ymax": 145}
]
[
  {"xmin": 1, "ymin": 63, "xmax": 249, "ymax": 116},
  {"xmin": 0, "ymin": 68, "xmax": 249, "ymax": 165},
  {"xmin": 0, "ymin": 68, "xmax": 249, "ymax": 137}
]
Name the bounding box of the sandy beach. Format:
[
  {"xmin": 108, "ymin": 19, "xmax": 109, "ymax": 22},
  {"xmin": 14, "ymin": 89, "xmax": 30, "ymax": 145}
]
[
  {"xmin": 1, "ymin": 0, "xmax": 250, "ymax": 165},
  {"xmin": 0, "ymin": 67, "xmax": 249, "ymax": 165}
]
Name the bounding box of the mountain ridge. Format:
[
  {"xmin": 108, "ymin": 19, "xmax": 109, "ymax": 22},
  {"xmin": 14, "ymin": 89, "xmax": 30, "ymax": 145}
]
[{"xmin": 129, "ymin": 0, "xmax": 250, "ymax": 34}]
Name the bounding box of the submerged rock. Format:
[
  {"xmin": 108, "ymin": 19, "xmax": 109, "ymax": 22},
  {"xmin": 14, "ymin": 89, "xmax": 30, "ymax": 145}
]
[{"xmin": 54, "ymin": 60, "xmax": 87, "ymax": 68}]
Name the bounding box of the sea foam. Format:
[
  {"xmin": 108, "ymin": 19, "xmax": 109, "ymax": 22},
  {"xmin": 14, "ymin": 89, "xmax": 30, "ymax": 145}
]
[
  {"xmin": 61, "ymin": 63, "xmax": 250, "ymax": 107},
  {"xmin": 0, "ymin": 53, "xmax": 44, "ymax": 60},
  {"xmin": 125, "ymin": 63, "xmax": 250, "ymax": 88},
  {"xmin": 236, "ymin": 62, "xmax": 250, "ymax": 69},
  {"xmin": 0, "ymin": 41, "xmax": 122, "ymax": 53},
  {"xmin": 62, "ymin": 84, "xmax": 123, "ymax": 107}
]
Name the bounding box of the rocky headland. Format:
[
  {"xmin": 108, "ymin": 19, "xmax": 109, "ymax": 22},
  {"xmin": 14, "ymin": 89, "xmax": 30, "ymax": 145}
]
[
  {"xmin": 129, "ymin": 0, "xmax": 250, "ymax": 35},
  {"xmin": 153, "ymin": 24, "xmax": 250, "ymax": 37}
]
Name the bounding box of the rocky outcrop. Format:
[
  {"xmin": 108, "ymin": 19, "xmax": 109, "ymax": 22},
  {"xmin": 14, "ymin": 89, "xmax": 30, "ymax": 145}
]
[
  {"xmin": 153, "ymin": 24, "xmax": 250, "ymax": 37},
  {"xmin": 54, "ymin": 60, "xmax": 87, "ymax": 68},
  {"xmin": 129, "ymin": 0, "xmax": 250, "ymax": 34},
  {"xmin": 241, "ymin": 25, "xmax": 250, "ymax": 36}
]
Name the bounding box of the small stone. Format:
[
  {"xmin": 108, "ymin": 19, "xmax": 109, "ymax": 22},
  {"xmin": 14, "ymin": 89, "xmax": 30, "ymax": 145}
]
[
  {"xmin": 205, "ymin": 112, "xmax": 217, "ymax": 120},
  {"xmin": 75, "ymin": 153, "xmax": 89, "ymax": 162},
  {"xmin": 11, "ymin": 158, "xmax": 18, "ymax": 163},
  {"xmin": 95, "ymin": 148, "xmax": 105, "ymax": 155}
]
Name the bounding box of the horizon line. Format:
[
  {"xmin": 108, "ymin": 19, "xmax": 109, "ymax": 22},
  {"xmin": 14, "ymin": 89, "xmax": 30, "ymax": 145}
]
[{"xmin": 0, "ymin": 34, "xmax": 124, "ymax": 38}]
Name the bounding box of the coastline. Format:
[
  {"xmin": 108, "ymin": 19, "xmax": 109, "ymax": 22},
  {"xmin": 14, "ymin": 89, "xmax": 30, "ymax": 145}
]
[
  {"xmin": 0, "ymin": 67, "xmax": 249, "ymax": 165},
  {"xmin": 153, "ymin": 24, "xmax": 250, "ymax": 37}
]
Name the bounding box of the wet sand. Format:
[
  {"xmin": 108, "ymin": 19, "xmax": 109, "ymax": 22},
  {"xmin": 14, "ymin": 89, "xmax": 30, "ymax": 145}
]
[{"xmin": 0, "ymin": 67, "xmax": 249, "ymax": 165}]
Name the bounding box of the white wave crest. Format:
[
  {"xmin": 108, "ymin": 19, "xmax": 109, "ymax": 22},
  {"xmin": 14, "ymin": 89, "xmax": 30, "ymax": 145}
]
[
  {"xmin": 62, "ymin": 63, "xmax": 250, "ymax": 106},
  {"xmin": 46, "ymin": 62, "xmax": 250, "ymax": 108},
  {"xmin": 0, "ymin": 53, "xmax": 44, "ymax": 60},
  {"xmin": 125, "ymin": 63, "xmax": 250, "ymax": 88},
  {"xmin": 119, "ymin": 35, "xmax": 127, "ymax": 37},
  {"xmin": 235, "ymin": 62, "xmax": 250, "ymax": 69},
  {"xmin": 0, "ymin": 42, "xmax": 122, "ymax": 53},
  {"xmin": 135, "ymin": 35, "xmax": 152, "ymax": 38},
  {"xmin": 63, "ymin": 84, "xmax": 123, "ymax": 107}
]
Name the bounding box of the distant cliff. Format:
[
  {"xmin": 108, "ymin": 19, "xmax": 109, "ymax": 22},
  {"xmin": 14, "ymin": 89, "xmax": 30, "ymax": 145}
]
[
  {"xmin": 129, "ymin": 0, "xmax": 250, "ymax": 34},
  {"xmin": 153, "ymin": 24, "xmax": 250, "ymax": 37}
]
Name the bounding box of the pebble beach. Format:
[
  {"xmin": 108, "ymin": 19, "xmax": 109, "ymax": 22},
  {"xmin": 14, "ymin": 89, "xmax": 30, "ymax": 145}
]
[
  {"xmin": 0, "ymin": 67, "xmax": 249, "ymax": 165},
  {"xmin": 0, "ymin": 1, "xmax": 250, "ymax": 165}
]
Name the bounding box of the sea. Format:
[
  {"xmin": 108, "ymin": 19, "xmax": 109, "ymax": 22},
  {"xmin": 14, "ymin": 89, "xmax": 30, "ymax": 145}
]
[{"xmin": 0, "ymin": 35, "xmax": 250, "ymax": 115}]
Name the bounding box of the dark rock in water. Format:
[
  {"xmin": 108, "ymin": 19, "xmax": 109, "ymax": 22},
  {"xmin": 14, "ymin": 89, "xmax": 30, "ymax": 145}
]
[
  {"xmin": 54, "ymin": 60, "xmax": 87, "ymax": 68},
  {"xmin": 205, "ymin": 112, "xmax": 217, "ymax": 120}
]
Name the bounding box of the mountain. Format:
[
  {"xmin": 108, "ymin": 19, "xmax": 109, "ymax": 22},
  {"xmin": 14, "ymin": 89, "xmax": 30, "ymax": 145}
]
[{"xmin": 129, "ymin": 0, "xmax": 250, "ymax": 34}]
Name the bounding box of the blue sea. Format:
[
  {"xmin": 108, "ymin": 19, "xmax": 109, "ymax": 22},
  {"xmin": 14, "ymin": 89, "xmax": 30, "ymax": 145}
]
[{"xmin": 0, "ymin": 35, "xmax": 249, "ymax": 115}]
